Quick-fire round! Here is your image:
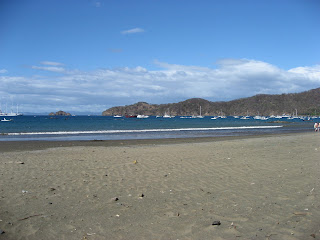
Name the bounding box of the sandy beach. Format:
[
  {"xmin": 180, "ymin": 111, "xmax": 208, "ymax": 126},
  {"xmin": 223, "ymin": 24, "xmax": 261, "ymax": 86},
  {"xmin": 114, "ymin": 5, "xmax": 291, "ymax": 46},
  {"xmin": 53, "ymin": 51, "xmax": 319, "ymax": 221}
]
[{"xmin": 0, "ymin": 132, "xmax": 319, "ymax": 240}]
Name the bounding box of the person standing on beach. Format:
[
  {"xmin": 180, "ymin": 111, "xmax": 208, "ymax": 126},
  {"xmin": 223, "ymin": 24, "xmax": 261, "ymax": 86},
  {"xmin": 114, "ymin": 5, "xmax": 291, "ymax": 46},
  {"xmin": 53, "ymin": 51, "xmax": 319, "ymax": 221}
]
[{"xmin": 314, "ymin": 122, "xmax": 319, "ymax": 132}]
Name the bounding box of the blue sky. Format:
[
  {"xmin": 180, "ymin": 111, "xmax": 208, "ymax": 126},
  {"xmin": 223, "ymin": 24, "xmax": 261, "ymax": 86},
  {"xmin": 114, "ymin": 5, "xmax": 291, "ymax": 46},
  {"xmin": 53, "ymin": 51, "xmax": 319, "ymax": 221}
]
[{"xmin": 0, "ymin": 0, "xmax": 320, "ymax": 114}]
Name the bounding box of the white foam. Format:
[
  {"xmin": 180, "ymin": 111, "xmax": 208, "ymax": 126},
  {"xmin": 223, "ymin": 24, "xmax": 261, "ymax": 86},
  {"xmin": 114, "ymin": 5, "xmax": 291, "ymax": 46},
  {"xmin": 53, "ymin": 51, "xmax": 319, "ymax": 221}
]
[{"xmin": 7, "ymin": 125, "xmax": 282, "ymax": 136}]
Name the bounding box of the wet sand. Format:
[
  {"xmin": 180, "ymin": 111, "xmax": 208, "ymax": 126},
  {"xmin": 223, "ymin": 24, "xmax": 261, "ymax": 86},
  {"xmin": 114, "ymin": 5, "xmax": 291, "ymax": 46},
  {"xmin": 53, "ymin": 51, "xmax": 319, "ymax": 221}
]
[{"xmin": 0, "ymin": 132, "xmax": 320, "ymax": 239}]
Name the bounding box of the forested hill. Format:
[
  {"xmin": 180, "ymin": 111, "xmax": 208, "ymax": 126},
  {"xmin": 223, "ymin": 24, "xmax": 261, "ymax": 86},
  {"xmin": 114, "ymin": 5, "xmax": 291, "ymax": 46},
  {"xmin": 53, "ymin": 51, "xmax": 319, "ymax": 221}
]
[{"xmin": 102, "ymin": 87, "xmax": 320, "ymax": 116}]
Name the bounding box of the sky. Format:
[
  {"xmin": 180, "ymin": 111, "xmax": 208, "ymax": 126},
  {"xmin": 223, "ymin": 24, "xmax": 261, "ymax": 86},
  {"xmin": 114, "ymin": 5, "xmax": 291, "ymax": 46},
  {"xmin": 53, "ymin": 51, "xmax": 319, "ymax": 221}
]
[{"xmin": 0, "ymin": 0, "xmax": 320, "ymax": 114}]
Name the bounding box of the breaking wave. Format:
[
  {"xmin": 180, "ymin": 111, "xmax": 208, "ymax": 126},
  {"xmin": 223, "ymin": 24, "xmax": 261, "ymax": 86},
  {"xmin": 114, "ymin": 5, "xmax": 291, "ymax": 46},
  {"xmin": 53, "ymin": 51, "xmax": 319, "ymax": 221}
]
[{"xmin": 8, "ymin": 125, "xmax": 282, "ymax": 136}]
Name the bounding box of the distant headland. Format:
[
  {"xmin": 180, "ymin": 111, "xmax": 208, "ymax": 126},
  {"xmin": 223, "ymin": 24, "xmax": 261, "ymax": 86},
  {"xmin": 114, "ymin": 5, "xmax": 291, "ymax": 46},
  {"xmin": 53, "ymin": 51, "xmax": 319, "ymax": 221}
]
[{"xmin": 102, "ymin": 87, "xmax": 320, "ymax": 116}]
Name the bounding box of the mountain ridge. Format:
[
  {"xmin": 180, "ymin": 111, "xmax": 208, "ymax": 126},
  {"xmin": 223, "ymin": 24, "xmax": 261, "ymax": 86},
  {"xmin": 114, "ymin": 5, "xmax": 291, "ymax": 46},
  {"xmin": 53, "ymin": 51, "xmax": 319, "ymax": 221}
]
[{"xmin": 102, "ymin": 87, "xmax": 320, "ymax": 116}]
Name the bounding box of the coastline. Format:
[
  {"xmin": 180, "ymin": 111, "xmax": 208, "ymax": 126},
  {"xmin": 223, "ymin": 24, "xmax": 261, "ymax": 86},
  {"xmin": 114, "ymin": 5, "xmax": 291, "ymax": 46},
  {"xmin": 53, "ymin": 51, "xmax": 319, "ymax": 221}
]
[
  {"xmin": 0, "ymin": 131, "xmax": 310, "ymax": 153},
  {"xmin": 0, "ymin": 131, "xmax": 319, "ymax": 239}
]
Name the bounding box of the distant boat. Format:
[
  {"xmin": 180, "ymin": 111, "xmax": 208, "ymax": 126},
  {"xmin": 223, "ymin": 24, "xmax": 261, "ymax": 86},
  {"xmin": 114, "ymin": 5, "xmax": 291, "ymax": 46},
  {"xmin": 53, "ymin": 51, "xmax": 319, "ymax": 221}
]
[
  {"xmin": 217, "ymin": 110, "xmax": 226, "ymax": 118},
  {"xmin": 240, "ymin": 116, "xmax": 250, "ymax": 120},
  {"xmin": 1, "ymin": 118, "xmax": 12, "ymax": 122},
  {"xmin": 137, "ymin": 115, "xmax": 149, "ymax": 118},
  {"xmin": 196, "ymin": 106, "xmax": 204, "ymax": 118},
  {"xmin": 254, "ymin": 116, "xmax": 268, "ymax": 120},
  {"xmin": 241, "ymin": 111, "xmax": 250, "ymax": 120},
  {"xmin": 163, "ymin": 111, "xmax": 174, "ymax": 118},
  {"xmin": 113, "ymin": 115, "xmax": 122, "ymax": 118},
  {"xmin": 211, "ymin": 117, "xmax": 217, "ymax": 120},
  {"xmin": 0, "ymin": 112, "xmax": 22, "ymax": 117},
  {"xmin": 0, "ymin": 104, "xmax": 23, "ymax": 116},
  {"xmin": 125, "ymin": 115, "xmax": 137, "ymax": 118}
]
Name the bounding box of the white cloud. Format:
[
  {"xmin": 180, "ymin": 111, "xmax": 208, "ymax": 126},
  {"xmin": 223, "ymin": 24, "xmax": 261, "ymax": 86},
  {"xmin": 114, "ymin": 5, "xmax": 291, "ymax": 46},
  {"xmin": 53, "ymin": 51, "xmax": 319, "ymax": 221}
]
[
  {"xmin": 121, "ymin": 28, "xmax": 145, "ymax": 35},
  {"xmin": 288, "ymin": 65, "xmax": 320, "ymax": 81},
  {"xmin": 31, "ymin": 65, "xmax": 66, "ymax": 73},
  {"xmin": 1, "ymin": 59, "xmax": 320, "ymax": 113},
  {"xmin": 40, "ymin": 61, "xmax": 64, "ymax": 66},
  {"xmin": 0, "ymin": 69, "xmax": 8, "ymax": 74}
]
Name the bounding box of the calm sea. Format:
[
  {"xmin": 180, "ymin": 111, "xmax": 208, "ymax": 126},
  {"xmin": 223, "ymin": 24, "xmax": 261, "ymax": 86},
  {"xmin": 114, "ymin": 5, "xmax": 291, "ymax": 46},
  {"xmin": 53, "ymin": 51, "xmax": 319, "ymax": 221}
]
[{"xmin": 0, "ymin": 115, "xmax": 317, "ymax": 141}]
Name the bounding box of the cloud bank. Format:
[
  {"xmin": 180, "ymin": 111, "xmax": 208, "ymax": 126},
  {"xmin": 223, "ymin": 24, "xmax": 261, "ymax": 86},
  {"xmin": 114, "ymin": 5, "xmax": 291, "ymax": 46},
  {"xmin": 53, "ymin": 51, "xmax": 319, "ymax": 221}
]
[{"xmin": 1, "ymin": 59, "xmax": 319, "ymax": 113}]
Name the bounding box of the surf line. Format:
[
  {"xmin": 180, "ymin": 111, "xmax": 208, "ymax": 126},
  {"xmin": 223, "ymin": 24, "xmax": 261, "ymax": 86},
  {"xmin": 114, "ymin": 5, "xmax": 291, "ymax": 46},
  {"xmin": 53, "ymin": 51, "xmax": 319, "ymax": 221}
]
[{"xmin": 8, "ymin": 125, "xmax": 283, "ymax": 136}]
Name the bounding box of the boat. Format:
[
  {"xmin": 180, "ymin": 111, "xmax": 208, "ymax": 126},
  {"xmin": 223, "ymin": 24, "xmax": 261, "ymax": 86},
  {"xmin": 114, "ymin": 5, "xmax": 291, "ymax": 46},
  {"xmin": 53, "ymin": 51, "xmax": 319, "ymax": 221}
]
[
  {"xmin": 0, "ymin": 111, "xmax": 22, "ymax": 117},
  {"xmin": 217, "ymin": 110, "xmax": 226, "ymax": 118},
  {"xmin": 0, "ymin": 104, "xmax": 23, "ymax": 116},
  {"xmin": 137, "ymin": 115, "xmax": 149, "ymax": 118},
  {"xmin": 232, "ymin": 112, "xmax": 239, "ymax": 118},
  {"xmin": 240, "ymin": 116, "xmax": 250, "ymax": 120},
  {"xmin": 196, "ymin": 106, "xmax": 204, "ymax": 118},
  {"xmin": 253, "ymin": 116, "xmax": 268, "ymax": 120},
  {"xmin": 125, "ymin": 115, "xmax": 137, "ymax": 118},
  {"xmin": 163, "ymin": 111, "xmax": 174, "ymax": 118},
  {"xmin": 0, "ymin": 112, "xmax": 22, "ymax": 117},
  {"xmin": 113, "ymin": 115, "xmax": 122, "ymax": 118},
  {"xmin": 241, "ymin": 111, "xmax": 250, "ymax": 120},
  {"xmin": 1, "ymin": 118, "xmax": 13, "ymax": 122}
]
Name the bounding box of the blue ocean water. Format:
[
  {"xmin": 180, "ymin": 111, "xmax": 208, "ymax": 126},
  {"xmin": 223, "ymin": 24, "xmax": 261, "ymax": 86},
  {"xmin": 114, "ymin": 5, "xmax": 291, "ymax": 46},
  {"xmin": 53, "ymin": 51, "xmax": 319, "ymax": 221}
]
[{"xmin": 0, "ymin": 115, "xmax": 317, "ymax": 141}]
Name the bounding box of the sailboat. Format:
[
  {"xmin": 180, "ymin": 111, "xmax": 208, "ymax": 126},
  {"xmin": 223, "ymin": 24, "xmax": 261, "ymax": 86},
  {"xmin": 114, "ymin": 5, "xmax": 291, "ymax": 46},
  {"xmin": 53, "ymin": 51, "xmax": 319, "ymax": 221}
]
[
  {"xmin": 0, "ymin": 103, "xmax": 23, "ymax": 116},
  {"xmin": 218, "ymin": 110, "xmax": 226, "ymax": 118},
  {"xmin": 196, "ymin": 106, "xmax": 204, "ymax": 118},
  {"xmin": 163, "ymin": 110, "xmax": 174, "ymax": 118},
  {"xmin": 240, "ymin": 111, "xmax": 250, "ymax": 120}
]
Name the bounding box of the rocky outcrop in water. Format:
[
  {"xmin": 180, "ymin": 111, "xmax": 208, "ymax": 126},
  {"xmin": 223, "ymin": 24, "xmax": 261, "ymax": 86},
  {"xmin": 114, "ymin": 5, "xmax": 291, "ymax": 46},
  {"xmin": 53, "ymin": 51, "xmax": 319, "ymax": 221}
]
[{"xmin": 49, "ymin": 110, "xmax": 71, "ymax": 116}]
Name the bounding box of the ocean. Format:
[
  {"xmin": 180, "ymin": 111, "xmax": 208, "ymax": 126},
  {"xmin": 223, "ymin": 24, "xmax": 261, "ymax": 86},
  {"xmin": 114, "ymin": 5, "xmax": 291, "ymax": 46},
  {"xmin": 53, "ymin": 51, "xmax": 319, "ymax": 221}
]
[{"xmin": 0, "ymin": 115, "xmax": 317, "ymax": 141}]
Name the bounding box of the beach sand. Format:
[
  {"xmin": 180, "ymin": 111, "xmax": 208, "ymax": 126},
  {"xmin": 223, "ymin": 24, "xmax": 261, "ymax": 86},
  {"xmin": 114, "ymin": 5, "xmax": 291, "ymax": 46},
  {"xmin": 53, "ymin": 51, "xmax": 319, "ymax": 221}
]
[{"xmin": 0, "ymin": 133, "xmax": 319, "ymax": 240}]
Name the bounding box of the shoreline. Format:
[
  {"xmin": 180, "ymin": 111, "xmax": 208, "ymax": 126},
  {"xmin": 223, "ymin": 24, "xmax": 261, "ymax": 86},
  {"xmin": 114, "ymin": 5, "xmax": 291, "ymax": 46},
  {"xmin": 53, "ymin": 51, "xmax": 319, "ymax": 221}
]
[{"xmin": 0, "ymin": 131, "xmax": 311, "ymax": 153}]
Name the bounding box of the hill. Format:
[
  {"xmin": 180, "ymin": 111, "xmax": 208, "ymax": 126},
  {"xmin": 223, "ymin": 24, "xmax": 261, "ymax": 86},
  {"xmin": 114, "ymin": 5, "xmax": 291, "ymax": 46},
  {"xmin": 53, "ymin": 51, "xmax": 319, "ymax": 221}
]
[{"xmin": 102, "ymin": 88, "xmax": 320, "ymax": 116}]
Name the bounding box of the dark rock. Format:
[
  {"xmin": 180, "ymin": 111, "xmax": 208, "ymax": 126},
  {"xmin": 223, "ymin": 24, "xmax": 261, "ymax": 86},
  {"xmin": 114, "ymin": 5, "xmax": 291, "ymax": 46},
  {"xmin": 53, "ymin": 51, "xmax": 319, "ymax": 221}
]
[
  {"xmin": 0, "ymin": 229, "xmax": 5, "ymax": 234},
  {"xmin": 49, "ymin": 111, "xmax": 71, "ymax": 116},
  {"xmin": 212, "ymin": 221, "xmax": 221, "ymax": 226}
]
